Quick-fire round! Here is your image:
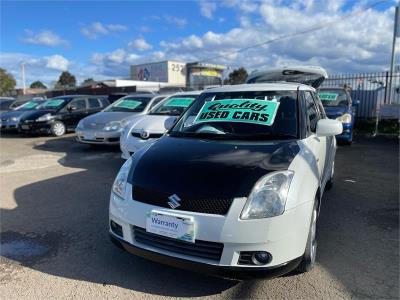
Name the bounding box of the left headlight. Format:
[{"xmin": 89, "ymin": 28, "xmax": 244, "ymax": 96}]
[
  {"xmin": 36, "ymin": 113, "xmax": 54, "ymax": 122},
  {"xmin": 76, "ymin": 120, "xmax": 84, "ymax": 130},
  {"xmin": 11, "ymin": 117, "xmax": 18, "ymax": 122},
  {"xmin": 336, "ymin": 113, "xmax": 352, "ymax": 124},
  {"xmin": 104, "ymin": 121, "xmax": 122, "ymax": 131},
  {"xmin": 241, "ymin": 171, "xmax": 294, "ymax": 219},
  {"xmin": 112, "ymin": 157, "xmax": 133, "ymax": 198}
]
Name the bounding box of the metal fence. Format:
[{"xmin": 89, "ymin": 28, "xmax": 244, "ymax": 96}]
[{"xmin": 321, "ymin": 72, "xmax": 400, "ymax": 119}]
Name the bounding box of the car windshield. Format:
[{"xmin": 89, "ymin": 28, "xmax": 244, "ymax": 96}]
[
  {"xmin": 170, "ymin": 91, "xmax": 298, "ymax": 140},
  {"xmin": 149, "ymin": 95, "xmax": 198, "ymax": 116},
  {"xmin": 37, "ymin": 98, "xmax": 70, "ymax": 110},
  {"xmin": 15, "ymin": 100, "xmax": 45, "ymax": 111},
  {"xmin": 318, "ymin": 89, "xmax": 349, "ymax": 107},
  {"xmin": 104, "ymin": 96, "xmax": 151, "ymax": 112}
]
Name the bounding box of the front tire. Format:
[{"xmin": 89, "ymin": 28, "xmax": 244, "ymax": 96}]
[
  {"xmin": 51, "ymin": 121, "xmax": 66, "ymax": 136},
  {"xmin": 296, "ymin": 199, "xmax": 318, "ymax": 273}
]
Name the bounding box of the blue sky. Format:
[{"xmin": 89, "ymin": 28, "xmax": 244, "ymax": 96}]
[{"xmin": 0, "ymin": 0, "xmax": 397, "ymax": 87}]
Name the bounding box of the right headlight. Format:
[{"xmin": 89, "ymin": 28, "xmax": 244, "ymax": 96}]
[
  {"xmin": 336, "ymin": 113, "xmax": 352, "ymax": 124},
  {"xmin": 112, "ymin": 157, "xmax": 133, "ymax": 198},
  {"xmin": 111, "ymin": 142, "xmax": 153, "ymax": 199},
  {"xmin": 240, "ymin": 171, "xmax": 294, "ymax": 219}
]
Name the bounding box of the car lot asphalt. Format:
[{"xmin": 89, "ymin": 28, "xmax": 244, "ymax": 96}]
[{"xmin": 0, "ymin": 133, "xmax": 398, "ymax": 299}]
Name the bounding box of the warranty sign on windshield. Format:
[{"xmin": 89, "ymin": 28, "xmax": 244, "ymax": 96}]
[{"xmin": 194, "ymin": 99, "xmax": 280, "ymax": 126}]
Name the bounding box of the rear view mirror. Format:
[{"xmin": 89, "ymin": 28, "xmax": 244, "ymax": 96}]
[
  {"xmin": 164, "ymin": 116, "xmax": 178, "ymax": 131},
  {"xmin": 316, "ymin": 119, "xmax": 343, "ymax": 137}
]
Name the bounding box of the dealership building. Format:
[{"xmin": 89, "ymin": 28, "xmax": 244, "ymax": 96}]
[{"xmin": 130, "ymin": 61, "xmax": 226, "ymax": 89}]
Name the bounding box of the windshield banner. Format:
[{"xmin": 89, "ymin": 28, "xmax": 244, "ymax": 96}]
[
  {"xmin": 21, "ymin": 102, "xmax": 38, "ymax": 109},
  {"xmin": 165, "ymin": 97, "xmax": 194, "ymax": 107},
  {"xmin": 194, "ymin": 99, "xmax": 280, "ymax": 126},
  {"xmin": 45, "ymin": 99, "xmax": 64, "ymax": 107},
  {"xmin": 115, "ymin": 100, "xmax": 142, "ymax": 109},
  {"xmin": 318, "ymin": 92, "xmax": 338, "ymax": 101}
]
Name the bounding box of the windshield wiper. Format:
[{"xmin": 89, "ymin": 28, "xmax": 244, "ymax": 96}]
[
  {"xmin": 170, "ymin": 131, "xmax": 230, "ymax": 139},
  {"xmin": 238, "ymin": 133, "xmax": 298, "ymax": 140}
]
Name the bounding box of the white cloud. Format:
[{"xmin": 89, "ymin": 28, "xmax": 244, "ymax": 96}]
[
  {"xmin": 80, "ymin": 22, "xmax": 128, "ymax": 39},
  {"xmin": 128, "ymin": 37, "xmax": 152, "ymax": 51},
  {"xmin": 22, "ymin": 30, "xmax": 69, "ymax": 47},
  {"xmin": 157, "ymin": 2, "xmax": 395, "ymax": 74},
  {"xmin": 164, "ymin": 15, "xmax": 187, "ymax": 28},
  {"xmin": 199, "ymin": 1, "xmax": 217, "ymax": 19},
  {"xmin": 0, "ymin": 53, "xmax": 73, "ymax": 87},
  {"xmin": 45, "ymin": 55, "xmax": 69, "ymax": 71}
]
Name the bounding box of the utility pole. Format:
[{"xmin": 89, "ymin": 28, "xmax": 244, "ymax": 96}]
[
  {"xmin": 388, "ymin": 5, "xmax": 399, "ymax": 104},
  {"xmin": 20, "ymin": 62, "xmax": 26, "ymax": 95}
]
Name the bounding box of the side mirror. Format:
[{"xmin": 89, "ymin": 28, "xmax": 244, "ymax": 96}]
[
  {"xmin": 316, "ymin": 119, "xmax": 343, "ymax": 137},
  {"xmin": 67, "ymin": 105, "xmax": 77, "ymax": 111},
  {"xmin": 164, "ymin": 116, "xmax": 178, "ymax": 131},
  {"xmin": 352, "ymin": 100, "xmax": 360, "ymax": 107}
]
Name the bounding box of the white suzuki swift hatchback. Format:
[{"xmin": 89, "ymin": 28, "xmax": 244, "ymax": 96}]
[{"xmin": 109, "ymin": 67, "xmax": 342, "ymax": 279}]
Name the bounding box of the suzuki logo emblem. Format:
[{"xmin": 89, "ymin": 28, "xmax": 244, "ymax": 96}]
[{"xmin": 168, "ymin": 194, "xmax": 181, "ymax": 209}]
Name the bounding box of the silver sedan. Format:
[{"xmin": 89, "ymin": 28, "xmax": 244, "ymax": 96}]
[{"xmin": 76, "ymin": 94, "xmax": 167, "ymax": 145}]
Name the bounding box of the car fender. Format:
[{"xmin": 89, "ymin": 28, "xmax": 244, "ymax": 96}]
[{"xmin": 286, "ymin": 140, "xmax": 320, "ymax": 211}]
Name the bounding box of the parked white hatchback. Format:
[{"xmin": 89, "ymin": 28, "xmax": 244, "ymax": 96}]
[
  {"xmin": 120, "ymin": 91, "xmax": 202, "ymax": 159},
  {"xmin": 109, "ymin": 67, "xmax": 342, "ymax": 279}
]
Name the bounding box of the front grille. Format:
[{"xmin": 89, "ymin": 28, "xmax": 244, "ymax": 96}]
[
  {"xmin": 133, "ymin": 226, "xmax": 223, "ymax": 261},
  {"xmin": 132, "ymin": 185, "xmax": 234, "ymax": 215},
  {"xmin": 131, "ymin": 132, "xmax": 163, "ymax": 139}
]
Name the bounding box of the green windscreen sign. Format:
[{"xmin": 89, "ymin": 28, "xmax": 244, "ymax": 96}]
[
  {"xmin": 21, "ymin": 101, "xmax": 38, "ymax": 109},
  {"xmin": 165, "ymin": 97, "xmax": 194, "ymax": 107},
  {"xmin": 194, "ymin": 99, "xmax": 280, "ymax": 126},
  {"xmin": 114, "ymin": 100, "xmax": 142, "ymax": 109},
  {"xmin": 319, "ymin": 92, "xmax": 338, "ymax": 101},
  {"xmin": 45, "ymin": 99, "xmax": 64, "ymax": 107}
]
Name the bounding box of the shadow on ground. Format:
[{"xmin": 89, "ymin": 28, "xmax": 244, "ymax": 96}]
[{"xmin": 0, "ymin": 135, "xmax": 399, "ymax": 298}]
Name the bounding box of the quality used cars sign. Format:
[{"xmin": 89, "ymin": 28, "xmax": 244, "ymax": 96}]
[{"xmin": 194, "ymin": 99, "xmax": 280, "ymax": 126}]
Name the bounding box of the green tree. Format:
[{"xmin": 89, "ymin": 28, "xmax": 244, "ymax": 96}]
[
  {"xmin": 56, "ymin": 71, "xmax": 76, "ymax": 88},
  {"xmin": 30, "ymin": 81, "xmax": 47, "ymax": 89},
  {"xmin": 81, "ymin": 78, "xmax": 96, "ymax": 86},
  {"xmin": 0, "ymin": 68, "xmax": 16, "ymax": 95},
  {"xmin": 224, "ymin": 67, "xmax": 248, "ymax": 85}
]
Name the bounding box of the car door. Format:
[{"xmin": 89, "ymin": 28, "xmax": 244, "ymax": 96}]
[
  {"xmin": 87, "ymin": 97, "xmax": 103, "ymax": 115},
  {"xmin": 63, "ymin": 98, "xmax": 87, "ymax": 129},
  {"xmin": 313, "ymin": 92, "xmax": 335, "ymax": 188},
  {"xmin": 303, "ymin": 91, "xmax": 327, "ymax": 185}
]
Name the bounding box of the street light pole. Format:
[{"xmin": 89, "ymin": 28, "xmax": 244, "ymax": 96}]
[
  {"xmin": 20, "ymin": 62, "xmax": 26, "ymax": 95},
  {"xmin": 388, "ymin": 5, "xmax": 399, "ymax": 104}
]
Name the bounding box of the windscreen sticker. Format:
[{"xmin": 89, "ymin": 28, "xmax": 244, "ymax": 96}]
[
  {"xmin": 114, "ymin": 100, "xmax": 142, "ymax": 109},
  {"xmin": 194, "ymin": 99, "xmax": 280, "ymax": 126},
  {"xmin": 165, "ymin": 97, "xmax": 194, "ymax": 107},
  {"xmin": 45, "ymin": 99, "xmax": 64, "ymax": 107},
  {"xmin": 21, "ymin": 102, "xmax": 38, "ymax": 109},
  {"xmin": 318, "ymin": 92, "xmax": 338, "ymax": 101}
]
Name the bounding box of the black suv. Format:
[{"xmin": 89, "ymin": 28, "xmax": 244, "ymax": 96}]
[{"xmin": 19, "ymin": 95, "xmax": 109, "ymax": 136}]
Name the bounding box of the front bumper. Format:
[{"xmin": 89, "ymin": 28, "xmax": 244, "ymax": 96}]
[
  {"xmin": 336, "ymin": 123, "xmax": 353, "ymax": 141},
  {"xmin": 0, "ymin": 121, "xmax": 19, "ymax": 131},
  {"xmin": 19, "ymin": 120, "xmax": 52, "ymax": 134},
  {"xmin": 76, "ymin": 129, "xmax": 121, "ymax": 145},
  {"xmin": 110, "ymin": 233, "xmax": 302, "ymax": 279},
  {"xmin": 109, "ymin": 184, "xmax": 313, "ymax": 278}
]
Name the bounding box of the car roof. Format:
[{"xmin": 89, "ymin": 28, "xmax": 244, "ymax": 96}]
[
  {"xmin": 204, "ymin": 82, "xmax": 315, "ymax": 93},
  {"xmin": 124, "ymin": 93, "xmax": 159, "ymax": 98},
  {"xmin": 319, "ymin": 87, "xmax": 346, "ymax": 90},
  {"xmin": 172, "ymin": 90, "xmax": 203, "ymax": 96}
]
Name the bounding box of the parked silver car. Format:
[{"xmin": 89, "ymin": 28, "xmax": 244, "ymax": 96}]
[{"xmin": 76, "ymin": 94, "xmax": 166, "ymax": 145}]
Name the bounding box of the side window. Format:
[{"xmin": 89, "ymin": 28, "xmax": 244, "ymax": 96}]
[
  {"xmin": 312, "ymin": 92, "xmax": 326, "ymax": 119},
  {"xmin": 88, "ymin": 98, "xmax": 101, "ymax": 108},
  {"xmin": 70, "ymin": 99, "xmax": 86, "ymax": 110},
  {"xmin": 150, "ymin": 96, "xmax": 165, "ymax": 109},
  {"xmin": 305, "ymin": 91, "xmax": 319, "ymax": 133}
]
